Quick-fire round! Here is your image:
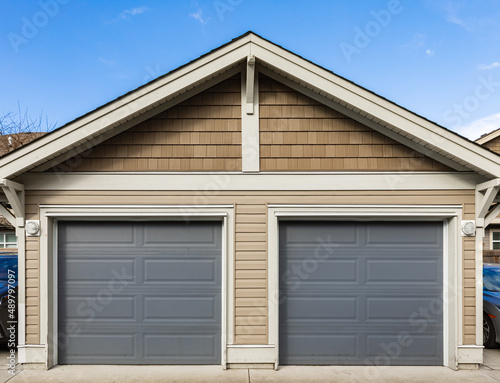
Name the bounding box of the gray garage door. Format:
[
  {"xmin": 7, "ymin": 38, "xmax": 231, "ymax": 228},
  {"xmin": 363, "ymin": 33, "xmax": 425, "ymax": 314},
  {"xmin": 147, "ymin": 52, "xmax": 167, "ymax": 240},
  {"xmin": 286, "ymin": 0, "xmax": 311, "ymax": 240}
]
[
  {"xmin": 58, "ymin": 221, "xmax": 221, "ymax": 365},
  {"xmin": 279, "ymin": 221, "xmax": 443, "ymax": 365}
]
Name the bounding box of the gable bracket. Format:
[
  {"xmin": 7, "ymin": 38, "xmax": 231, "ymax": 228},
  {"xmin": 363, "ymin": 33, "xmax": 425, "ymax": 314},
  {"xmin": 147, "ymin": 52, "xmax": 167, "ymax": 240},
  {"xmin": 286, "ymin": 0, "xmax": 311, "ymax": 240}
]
[
  {"xmin": 476, "ymin": 178, "xmax": 500, "ymax": 227},
  {"xmin": 0, "ymin": 179, "xmax": 25, "ymax": 227},
  {"xmin": 486, "ymin": 204, "xmax": 500, "ymax": 227},
  {"xmin": 246, "ymin": 55, "xmax": 256, "ymax": 115}
]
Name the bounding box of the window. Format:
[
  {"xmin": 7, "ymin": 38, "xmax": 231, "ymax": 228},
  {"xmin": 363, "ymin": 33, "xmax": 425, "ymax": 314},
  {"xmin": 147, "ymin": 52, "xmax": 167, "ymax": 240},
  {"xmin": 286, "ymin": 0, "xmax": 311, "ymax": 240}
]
[
  {"xmin": 0, "ymin": 232, "xmax": 17, "ymax": 248},
  {"xmin": 492, "ymin": 230, "xmax": 500, "ymax": 250}
]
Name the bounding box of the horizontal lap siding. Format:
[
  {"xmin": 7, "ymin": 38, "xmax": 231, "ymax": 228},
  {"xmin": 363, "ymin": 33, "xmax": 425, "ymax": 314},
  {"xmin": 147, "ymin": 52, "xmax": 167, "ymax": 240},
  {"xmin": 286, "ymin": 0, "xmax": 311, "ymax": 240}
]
[
  {"xmin": 463, "ymin": 201, "xmax": 476, "ymax": 345},
  {"xmin": 235, "ymin": 203, "xmax": 268, "ymax": 344},
  {"xmin": 259, "ymin": 75, "xmax": 451, "ymax": 171},
  {"xmin": 26, "ymin": 239, "xmax": 40, "ymax": 343},
  {"xmin": 25, "ymin": 202, "xmax": 40, "ymax": 344},
  {"xmin": 49, "ymin": 76, "xmax": 241, "ymax": 172},
  {"xmin": 25, "ymin": 190, "xmax": 475, "ymax": 347}
]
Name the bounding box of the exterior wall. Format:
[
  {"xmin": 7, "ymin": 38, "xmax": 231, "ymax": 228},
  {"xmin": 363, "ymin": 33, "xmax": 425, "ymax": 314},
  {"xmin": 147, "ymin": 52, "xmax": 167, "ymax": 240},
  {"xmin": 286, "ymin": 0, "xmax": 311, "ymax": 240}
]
[
  {"xmin": 51, "ymin": 76, "xmax": 242, "ymax": 172},
  {"xmin": 20, "ymin": 72, "xmax": 480, "ymax": 363},
  {"xmin": 24, "ymin": 189, "xmax": 476, "ymax": 346},
  {"xmin": 259, "ymin": 76, "xmax": 451, "ymax": 172}
]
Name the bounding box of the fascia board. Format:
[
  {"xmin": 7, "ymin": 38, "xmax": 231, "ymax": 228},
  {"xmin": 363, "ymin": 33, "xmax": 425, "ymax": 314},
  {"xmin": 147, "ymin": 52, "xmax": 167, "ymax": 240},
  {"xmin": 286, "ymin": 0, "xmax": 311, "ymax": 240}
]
[
  {"xmin": 249, "ymin": 38, "xmax": 500, "ymax": 178},
  {"xmin": 0, "ymin": 37, "xmax": 252, "ymax": 178}
]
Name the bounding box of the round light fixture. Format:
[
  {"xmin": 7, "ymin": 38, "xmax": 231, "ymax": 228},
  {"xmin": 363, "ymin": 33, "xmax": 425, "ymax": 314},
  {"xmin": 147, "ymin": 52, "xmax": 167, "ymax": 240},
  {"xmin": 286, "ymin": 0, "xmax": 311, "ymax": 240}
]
[
  {"xmin": 461, "ymin": 221, "xmax": 476, "ymax": 236},
  {"xmin": 26, "ymin": 221, "xmax": 40, "ymax": 236}
]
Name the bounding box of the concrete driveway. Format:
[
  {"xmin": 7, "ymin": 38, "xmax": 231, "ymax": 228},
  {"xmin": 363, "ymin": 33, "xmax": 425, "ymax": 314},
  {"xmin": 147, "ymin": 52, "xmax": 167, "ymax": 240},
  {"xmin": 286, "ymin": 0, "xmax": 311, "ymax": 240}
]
[{"xmin": 2, "ymin": 349, "xmax": 500, "ymax": 382}]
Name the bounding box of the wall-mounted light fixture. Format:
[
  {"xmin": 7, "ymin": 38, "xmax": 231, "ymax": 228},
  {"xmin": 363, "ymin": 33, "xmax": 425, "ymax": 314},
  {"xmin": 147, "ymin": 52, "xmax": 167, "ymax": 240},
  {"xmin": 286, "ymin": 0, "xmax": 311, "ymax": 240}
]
[
  {"xmin": 25, "ymin": 220, "xmax": 41, "ymax": 237},
  {"xmin": 461, "ymin": 220, "xmax": 476, "ymax": 237}
]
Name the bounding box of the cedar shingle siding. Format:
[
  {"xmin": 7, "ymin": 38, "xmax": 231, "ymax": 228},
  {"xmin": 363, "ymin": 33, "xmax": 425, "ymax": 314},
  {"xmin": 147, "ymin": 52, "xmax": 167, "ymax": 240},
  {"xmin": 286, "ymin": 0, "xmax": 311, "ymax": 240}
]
[
  {"xmin": 259, "ymin": 75, "xmax": 451, "ymax": 171},
  {"xmin": 50, "ymin": 76, "xmax": 242, "ymax": 172}
]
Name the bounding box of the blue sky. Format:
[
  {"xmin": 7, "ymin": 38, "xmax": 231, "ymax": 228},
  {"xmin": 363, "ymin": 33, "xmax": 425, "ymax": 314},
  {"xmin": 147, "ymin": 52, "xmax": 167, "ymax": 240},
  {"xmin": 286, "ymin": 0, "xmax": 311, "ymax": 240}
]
[{"xmin": 1, "ymin": 0, "xmax": 500, "ymax": 140}]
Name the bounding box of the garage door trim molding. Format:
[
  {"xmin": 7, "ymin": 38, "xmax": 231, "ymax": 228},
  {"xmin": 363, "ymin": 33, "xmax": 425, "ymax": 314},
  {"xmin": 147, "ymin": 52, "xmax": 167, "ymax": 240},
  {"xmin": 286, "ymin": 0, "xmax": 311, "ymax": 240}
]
[
  {"xmin": 267, "ymin": 204, "xmax": 462, "ymax": 369},
  {"xmin": 37, "ymin": 205, "xmax": 234, "ymax": 369}
]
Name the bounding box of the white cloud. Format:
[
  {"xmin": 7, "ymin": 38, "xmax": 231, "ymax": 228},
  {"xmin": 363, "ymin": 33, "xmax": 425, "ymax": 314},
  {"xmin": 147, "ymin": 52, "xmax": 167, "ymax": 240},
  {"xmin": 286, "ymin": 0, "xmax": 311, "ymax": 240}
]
[
  {"xmin": 442, "ymin": 1, "xmax": 465, "ymax": 26},
  {"xmin": 106, "ymin": 7, "xmax": 149, "ymax": 24},
  {"xmin": 404, "ymin": 33, "xmax": 426, "ymax": 50},
  {"xmin": 455, "ymin": 113, "xmax": 500, "ymax": 140},
  {"xmin": 479, "ymin": 62, "xmax": 500, "ymax": 70},
  {"xmin": 189, "ymin": 9, "xmax": 209, "ymax": 24},
  {"xmin": 402, "ymin": 34, "xmax": 437, "ymax": 57},
  {"xmin": 118, "ymin": 7, "xmax": 149, "ymax": 19}
]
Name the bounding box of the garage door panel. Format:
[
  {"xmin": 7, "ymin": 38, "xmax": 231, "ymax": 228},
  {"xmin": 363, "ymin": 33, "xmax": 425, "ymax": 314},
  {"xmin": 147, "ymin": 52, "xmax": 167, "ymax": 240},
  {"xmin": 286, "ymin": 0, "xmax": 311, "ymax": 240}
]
[
  {"xmin": 283, "ymin": 335, "xmax": 358, "ymax": 361},
  {"xmin": 61, "ymin": 296, "xmax": 137, "ymax": 320},
  {"xmin": 58, "ymin": 221, "xmax": 222, "ymax": 365},
  {"xmin": 144, "ymin": 259, "xmax": 217, "ymax": 282},
  {"xmin": 144, "ymin": 334, "xmax": 219, "ymax": 360},
  {"xmin": 143, "ymin": 222, "xmax": 220, "ymax": 245},
  {"xmin": 62, "ymin": 259, "xmax": 135, "ymax": 282},
  {"xmin": 283, "ymin": 297, "xmax": 357, "ymax": 320},
  {"xmin": 366, "ymin": 334, "xmax": 441, "ymax": 360},
  {"xmin": 59, "ymin": 223, "xmax": 135, "ymax": 246},
  {"xmin": 279, "ymin": 221, "xmax": 443, "ymax": 365},
  {"xmin": 367, "ymin": 259, "xmax": 440, "ymax": 283},
  {"xmin": 366, "ymin": 297, "xmax": 440, "ymax": 321},
  {"xmin": 281, "ymin": 259, "xmax": 357, "ymax": 282},
  {"xmin": 62, "ymin": 334, "xmax": 136, "ymax": 355},
  {"xmin": 366, "ymin": 222, "xmax": 442, "ymax": 246},
  {"xmin": 280, "ymin": 222, "xmax": 358, "ymax": 246},
  {"xmin": 144, "ymin": 296, "xmax": 218, "ymax": 320}
]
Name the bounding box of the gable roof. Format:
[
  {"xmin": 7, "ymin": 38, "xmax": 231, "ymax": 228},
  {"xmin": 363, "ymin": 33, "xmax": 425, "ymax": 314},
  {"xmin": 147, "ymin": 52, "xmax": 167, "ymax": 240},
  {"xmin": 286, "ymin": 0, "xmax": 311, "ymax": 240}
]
[
  {"xmin": 477, "ymin": 128, "xmax": 500, "ymax": 146},
  {"xmin": 0, "ymin": 132, "xmax": 46, "ymax": 157},
  {"xmin": 2, "ymin": 31, "xmax": 500, "ymax": 179}
]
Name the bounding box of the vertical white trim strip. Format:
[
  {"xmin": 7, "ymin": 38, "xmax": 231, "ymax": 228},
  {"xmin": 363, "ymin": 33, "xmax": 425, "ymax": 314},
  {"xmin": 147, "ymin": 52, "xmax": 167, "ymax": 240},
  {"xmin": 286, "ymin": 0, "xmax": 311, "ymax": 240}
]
[
  {"xmin": 221, "ymin": 216, "xmax": 227, "ymax": 369},
  {"xmin": 241, "ymin": 64, "xmax": 260, "ymax": 172},
  {"xmin": 16, "ymin": 224, "xmax": 26, "ymax": 348},
  {"xmin": 267, "ymin": 208, "xmax": 279, "ymax": 369},
  {"xmin": 443, "ymin": 220, "xmax": 448, "ymax": 367},
  {"xmin": 246, "ymin": 55, "xmax": 256, "ymax": 114},
  {"xmin": 476, "ymin": 227, "xmax": 484, "ymax": 348}
]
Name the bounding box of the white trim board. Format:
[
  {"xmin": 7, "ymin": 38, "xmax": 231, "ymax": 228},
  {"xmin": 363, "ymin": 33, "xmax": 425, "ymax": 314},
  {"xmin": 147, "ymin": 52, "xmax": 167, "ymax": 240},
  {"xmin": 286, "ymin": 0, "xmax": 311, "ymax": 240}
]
[
  {"xmin": 267, "ymin": 205, "xmax": 463, "ymax": 369},
  {"xmin": 35, "ymin": 205, "xmax": 235, "ymax": 368},
  {"xmin": 20, "ymin": 172, "xmax": 483, "ymax": 191},
  {"xmin": 241, "ymin": 63, "xmax": 260, "ymax": 172}
]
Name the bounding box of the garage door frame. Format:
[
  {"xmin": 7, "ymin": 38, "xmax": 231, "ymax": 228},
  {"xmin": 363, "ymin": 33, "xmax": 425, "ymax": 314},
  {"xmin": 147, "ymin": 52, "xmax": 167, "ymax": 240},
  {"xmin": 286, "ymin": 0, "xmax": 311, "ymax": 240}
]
[
  {"xmin": 267, "ymin": 204, "xmax": 464, "ymax": 370},
  {"xmin": 38, "ymin": 205, "xmax": 235, "ymax": 369}
]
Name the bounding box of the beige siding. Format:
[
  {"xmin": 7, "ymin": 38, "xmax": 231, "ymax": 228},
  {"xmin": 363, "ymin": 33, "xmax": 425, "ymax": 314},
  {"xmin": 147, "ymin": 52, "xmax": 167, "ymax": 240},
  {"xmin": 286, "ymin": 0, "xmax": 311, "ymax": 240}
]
[
  {"xmin": 24, "ymin": 190, "xmax": 475, "ymax": 346},
  {"xmin": 49, "ymin": 76, "xmax": 242, "ymax": 172},
  {"xmin": 259, "ymin": 75, "xmax": 451, "ymax": 172},
  {"xmin": 25, "ymin": 202, "xmax": 40, "ymax": 345},
  {"xmin": 234, "ymin": 203, "xmax": 267, "ymax": 344},
  {"xmin": 483, "ymin": 136, "xmax": 500, "ymax": 154}
]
